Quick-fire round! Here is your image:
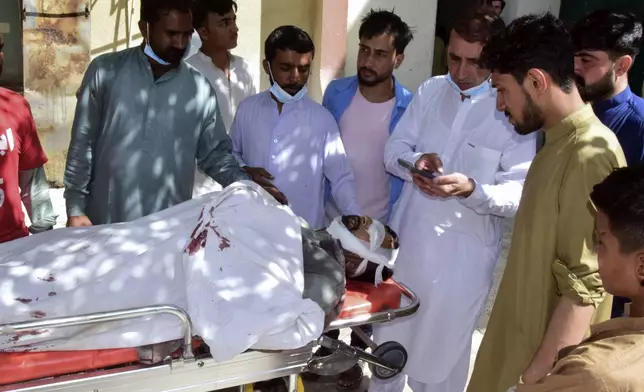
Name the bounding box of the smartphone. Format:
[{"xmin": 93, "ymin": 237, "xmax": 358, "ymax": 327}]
[{"xmin": 398, "ymin": 158, "xmax": 437, "ymax": 179}]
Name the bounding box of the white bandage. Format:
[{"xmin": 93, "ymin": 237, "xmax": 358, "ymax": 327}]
[{"xmin": 326, "ymin": 216, "xmax": 398, "ymax": 286}]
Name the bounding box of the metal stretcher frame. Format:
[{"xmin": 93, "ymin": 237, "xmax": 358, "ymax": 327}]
[{"xmin": 0, "ymin": 280, "xmax": 419, "ymax": 392}]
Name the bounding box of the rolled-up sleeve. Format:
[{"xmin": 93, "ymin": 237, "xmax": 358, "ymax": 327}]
[
  {"xmin": 516, "ymin": 355, "xmax": 609, "ymax": 392},
  {"xmin": 197, "ymin": 92, "xmax": 249, "ymax": 187},
  {"xmin": 64, "ymin": 58, "xmax": 103, "ymax": 218},
  {"xmin": 459, "ymin": 130, "xmax": 536, "ymax": 218},
  {"xmin": 552, "ymin": 153, "xmax": 621, "ymax": 306}
]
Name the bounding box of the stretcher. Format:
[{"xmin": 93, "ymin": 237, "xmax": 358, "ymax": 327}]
[{"xmin": 0, "ymin": 279, "xmax": 419, "ymax": 392}]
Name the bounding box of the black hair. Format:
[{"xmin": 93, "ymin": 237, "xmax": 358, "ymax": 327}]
[
  {"xmin": 140, "ymin": 0, "xmax": 192, "ymax": 25},
  {"xmin": 264, "ymin": 25, "xmax": 315, "ymax": 63},
  {"xmin": 358, "ymin": 9, "xmax": 414, "ymax": 54},
  {"xmin": 192, "ymin": 0, "xmax": 238, "ymax": 30},
  {"xmin": 480, "ymin": 12, "xmax": 575, "ymax": 93},
  {"xmin": 591, "ymin": 165, "xmax": 644, "ymax": 255},
  {"xmin": 485, "ymin": 0, "xmax": 506, "ymax": 11},
  {"xmin": 341, "ymin": 215, "xmax": 400, "ymax": 249},
  {"xmin": 451, "ymin": 6, "xmax": 505, "ymax": 44},
  {"xmin": 571, "ymin": 10, "xmax": 642, "ymax": 60}
]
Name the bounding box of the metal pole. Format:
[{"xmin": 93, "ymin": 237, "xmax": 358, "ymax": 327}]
[{"xmin": 0, "ymin": 304, "xmax": 195, "ymax": 360}]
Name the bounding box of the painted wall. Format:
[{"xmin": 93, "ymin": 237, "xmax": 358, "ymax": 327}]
[{"xmin": 345, "ymin": 0, "xmax": 438, "ymax": 93}]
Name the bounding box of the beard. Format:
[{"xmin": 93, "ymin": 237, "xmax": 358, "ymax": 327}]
[
  {"xmin": 576, "ymin": 68, "xmax": 615, "ymax": 103},
  {"xmin": 357, "ymin": 67, "xmax": 390, "ymax": 87},
  {"xmin": 165, "ymin": 49, "xmax": 187, "ymax": 65},
  {"xmin": 508, "ymin": 90, "xmax": 544, "ymax": 135}
]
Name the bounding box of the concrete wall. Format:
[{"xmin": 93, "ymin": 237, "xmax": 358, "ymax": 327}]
[{"xmin": 345, "ymin": 0, "xmax": 438, "ymax": 93}]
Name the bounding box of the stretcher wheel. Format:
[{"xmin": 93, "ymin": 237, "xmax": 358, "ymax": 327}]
[{"xmin": 369, "ymin": 341, "xmax": 408, "ymax": 380}]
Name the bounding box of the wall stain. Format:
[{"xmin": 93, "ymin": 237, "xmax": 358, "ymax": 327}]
[{"xmin": 23, "ymin": 0, "xmax": 90, "ymax": 184}]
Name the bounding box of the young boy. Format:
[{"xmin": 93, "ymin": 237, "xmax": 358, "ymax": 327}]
[{"xmin": 516, "ymin": 165, "xmax": 644, "ymax": 390}]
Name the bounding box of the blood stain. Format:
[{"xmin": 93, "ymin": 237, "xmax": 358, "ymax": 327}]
[
  {"xmin": 30, "ymin": 311, "xmax": 47, "ymax": 319},
  {"xmin": 11, "ymin": 329, "xmax": 48, "ymax": 342},
  {"xmin": 185, "ymin": 229, "xmax": 208, "ymax": 256},
  {"xmin": 211, "ymin": 227, "xmax": 231, "ymax": 251}
]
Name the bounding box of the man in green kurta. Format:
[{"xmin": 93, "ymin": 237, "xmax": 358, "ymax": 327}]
[{"xmin": 467, "ymin": 13, "xmax": 627, "ymax": 392}]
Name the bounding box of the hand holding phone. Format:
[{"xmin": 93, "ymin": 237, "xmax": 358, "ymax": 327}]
[{"xmin": 398, "ymin": 158, "xmax": 437, "ymax": 179}]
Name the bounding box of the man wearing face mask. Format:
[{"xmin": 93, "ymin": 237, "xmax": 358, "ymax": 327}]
[
  {"xmin": 230, "ymin": 25, "xmax": 361, "ymax": 229},
  {"xmin": 370, "ymin": 8, "xmax": 536, "ymax": 392},
  {"xmin": 64, "ymin": 0, "xmax": 284, "ymax": 227},
  {"xmin": 572, "ymin": 11, "xmax": 644, "ymax": 321}
]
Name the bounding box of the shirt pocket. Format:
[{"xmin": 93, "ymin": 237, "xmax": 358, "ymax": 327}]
[{"xmin": 456, "ymin": 142, "xmax": 502, "ymax": 185}]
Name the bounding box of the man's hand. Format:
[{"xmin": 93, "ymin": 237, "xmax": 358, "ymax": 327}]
[
  {"xmin": 415, "ymin": 153, "xmax": 444, "ymax": 174},
  {"xmin": 243, "ymin": 166, "xmax": 288, "ymax": 205},
  {"xmin": 244, "ymin": 166, "xmax": 274, "ymax": 182},
  {"xmin": 521, "ymin": 357, "xmax": 554, "ymax": 385},
  {"xmin": 413, "ymin": 172, "xmax": 476, "ymax": 198},
  {"xmin": 67, "ymin": 215, "xmax": 93, "ymax": 227}
]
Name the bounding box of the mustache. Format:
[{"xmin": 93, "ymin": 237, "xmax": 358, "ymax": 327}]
[
  {"xmin": 359, "ymin": 67, "xmax": 377, "ymax": 74},
  {"xmin": 574, "ymin": 74, "xmax": 586, "ymax": 87},
  {"xmin": 282, "ymin": 83, "xmax": 303, "ymax": 90}
]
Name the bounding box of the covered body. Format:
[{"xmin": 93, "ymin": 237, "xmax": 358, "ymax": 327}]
[{"xmin": 0, "ymin": 182, "xmax": 325, "ymax": 362}]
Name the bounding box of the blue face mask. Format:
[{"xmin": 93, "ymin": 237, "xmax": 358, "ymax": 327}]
[
  {"xmin": 268, "ymin": 63, "xmax": 308, "ymax": 104},
  {"xmin": 143, "ymin": 23, "xmax": 191, "ymax": 66},
  {"xmin": 446, "ymin": 73, "xmax": 491, "ymax": 98}
]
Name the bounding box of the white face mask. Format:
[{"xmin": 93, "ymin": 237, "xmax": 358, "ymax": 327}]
[
  {"xmin": 143, "ymin": 23, "xmax": 192, "ymax": 65},
  {"xmin": 267, "ymin": 63, "xmax": 308, "ymax": 104},
  {"xmin": 446, "ymin": 73, "xmax": 491, "ymax": 98}
]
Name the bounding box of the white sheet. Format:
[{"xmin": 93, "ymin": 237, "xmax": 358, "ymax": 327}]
[{"xmin": 0, "ymin": 181, "xmax": 324, "ymax": 362}]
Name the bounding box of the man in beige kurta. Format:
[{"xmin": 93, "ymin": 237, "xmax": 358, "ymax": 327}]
[{"xmin": 467, "ymin": 13, "xmax": 626, "ymax": 392}]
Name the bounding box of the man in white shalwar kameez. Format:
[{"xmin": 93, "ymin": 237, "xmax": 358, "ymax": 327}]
[{"xmin": 370, "ymin": 9, "xmax": 537, "ymax": 392}]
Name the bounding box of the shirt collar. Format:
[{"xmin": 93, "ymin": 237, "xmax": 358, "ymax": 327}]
[
  {"xmin": 544, "ymin": 104, "xmax": 596, "ymax": 145},
  {"xmin": 136, "ymin": 47, "xmax": 183, "ymax": 82},
  {"xmin": 591, "ymin": 317, "xmax": 644, "ymax": 335},
  {"xmin": 338, "ymin": 75, "xmax": 410, "ymax": 110},
  {"xmin": 593, "ymin": 85, "xmax": 633, "ymax": 113},
  {"xmin": 196, "ymin": 50, "xmax": 237, "ymax": 72}
]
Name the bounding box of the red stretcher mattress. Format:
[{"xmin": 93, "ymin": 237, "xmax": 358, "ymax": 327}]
[{"xmin": 0, "ymin": 280, "xmax": 402, "ymax": 385}]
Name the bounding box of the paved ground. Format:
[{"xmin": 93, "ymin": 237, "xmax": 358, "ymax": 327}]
[{"xmin": 44, "ymin": 189, "xmax": 513, "ymax": 392}]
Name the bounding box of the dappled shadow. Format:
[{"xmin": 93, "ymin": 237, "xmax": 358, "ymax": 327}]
[
  {"xmin": 88, "ymin": 0, "xmax": 142, "ymax": 55},
  {"xmin": 0, "ymin": 184, "xmax": 321, "ymax": 356}
]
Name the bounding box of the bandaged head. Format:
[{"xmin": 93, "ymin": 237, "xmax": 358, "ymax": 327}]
[{"xmin": 325, "ymin": 216, "xmax": 399, "ymax": 286}]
